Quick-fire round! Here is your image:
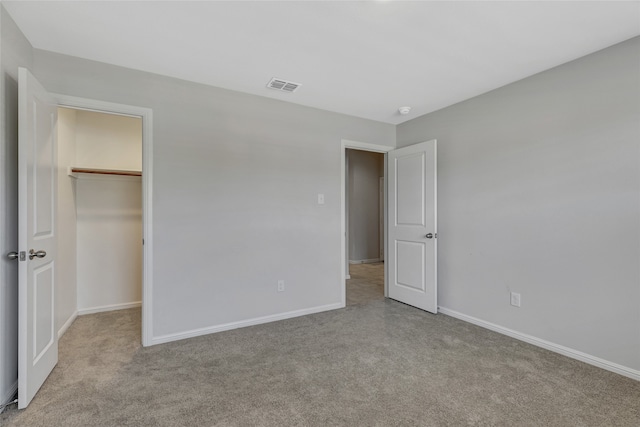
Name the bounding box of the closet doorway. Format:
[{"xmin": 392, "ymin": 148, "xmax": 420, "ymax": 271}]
[{"xmin": 58, "ymin": 106, "xmax": 142, "ymax": 319}]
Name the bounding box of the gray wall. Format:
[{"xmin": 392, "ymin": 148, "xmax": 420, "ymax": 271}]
[
  {"xmin": 0, "ymin": 6, "xmax": 33, "ymax": 407},
  {"xmin": 347, "ymin": 149, "xmax": 384, "ymax": 262},
  {"xmin": 397, "ymin": 37, "xmax": 640, "ymax": 371},
  {"xmin": 32, "ymin": 49, "xmax": 395, "ymax": 339}
]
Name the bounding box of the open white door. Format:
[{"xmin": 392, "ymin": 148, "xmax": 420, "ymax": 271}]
[
  {"xmin": 387, "ymin": 140, "xmax": 437, "ymax": 313},
  {"xmin": 18, "ymin": 67, "xmax": 58, "ymax": 409}
]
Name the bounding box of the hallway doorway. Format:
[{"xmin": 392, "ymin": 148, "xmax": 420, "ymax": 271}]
[{"xmin": 342, "ymin": 141, "xmax": 391, "ymax": 306}]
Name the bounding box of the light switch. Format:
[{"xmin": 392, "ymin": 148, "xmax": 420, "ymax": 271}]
[{"xmin": 317, "ymin": 193, "xmax": 325, "ymax": 205}]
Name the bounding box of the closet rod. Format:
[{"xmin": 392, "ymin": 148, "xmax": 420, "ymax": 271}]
[{"xmin": 69, "ymin": 167, "xmax": 142, "ymax": 177}]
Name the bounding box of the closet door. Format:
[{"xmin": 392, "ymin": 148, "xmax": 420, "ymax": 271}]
[{"xmin": 17, "ymin": 67, "xmax": 59, "ymax": 409}]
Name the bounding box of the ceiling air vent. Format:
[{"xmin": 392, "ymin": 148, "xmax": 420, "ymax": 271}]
[{"xmin": 267, "ymin": 78, "xmax": 301, "ymax": 93}]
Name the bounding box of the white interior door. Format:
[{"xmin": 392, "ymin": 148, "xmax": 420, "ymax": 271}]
[
  {"xmin": 18, "ymin": 67, "xmax": 58, "ymax": 409},
  {"xmin": 387, "ymin": 140, "xmax": 437, "ymax": 313}
]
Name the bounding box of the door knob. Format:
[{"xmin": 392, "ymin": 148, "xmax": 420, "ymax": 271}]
[
  {"xmin": 29, "ymin": 249, "xmax": 46, "ymax": 260},
  {"xmin": 425, "ymin": 233, "xmax": 433, "ymax": 239},
  {"xmin": 7, "ymin": 251, "xmax": 19, "ymax": 260}
]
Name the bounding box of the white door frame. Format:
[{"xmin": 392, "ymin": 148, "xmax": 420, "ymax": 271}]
[
  {"xmin": 379, "ymin": 176, "xmax": 384, "ymax": 261},
  {"xmin": 53, "ymin": 94, "xmax": 154, "ymax": 347},
  {"xmin": 340, "ymin": 139, "xmax": 393, "ymax": 307}
]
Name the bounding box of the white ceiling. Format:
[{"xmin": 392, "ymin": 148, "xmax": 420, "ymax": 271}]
[{"xmin": 4, "ymin": 1, "xmax": 640, "ymax": 124}]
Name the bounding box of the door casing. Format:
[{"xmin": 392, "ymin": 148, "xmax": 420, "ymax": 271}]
[
  {"xmin": 340, "ymin": 139, "xmax": 393, "ymax": 306},
  {"xmin": 54, "ymin": 94, "xmax": 154, "ymax": 347}
]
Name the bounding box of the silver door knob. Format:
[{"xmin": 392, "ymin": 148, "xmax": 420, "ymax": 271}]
[
  {"xmin": 7, "ymin": 251, "xmax": 19, "ymax": 260},
  {"xmin": 29, "ymin": 249, "xmax": 46, "ymax": 260},
  {"xmin": 425, "ymin": 233, "xmax": 434, "ymax": 239}
]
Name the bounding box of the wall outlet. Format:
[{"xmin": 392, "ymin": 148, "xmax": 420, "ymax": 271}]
[
  {"xmin": 510, "ymin": 292, "xmax": 521, "ymax": 307},
  {"xmin": 317, "ymin": 193, "xmax": 325, "ymax": 205},
  {"xmin": 277, "ymin": 280, "xmax": 285, "ymax": 292}
]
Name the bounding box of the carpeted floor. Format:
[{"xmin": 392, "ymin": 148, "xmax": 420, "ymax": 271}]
[
  {"xmin": 346, "ymin": 262, "xmax": 384, "ymax": 306},
  {"xmin": 2, "ymin": 284, "xmax": 639, "ymax": 426}
]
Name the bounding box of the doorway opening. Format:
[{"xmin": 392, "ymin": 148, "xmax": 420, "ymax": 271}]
[
  {"xmin": 340, "ymin": 140, "xmax": 393, "ymax": 307},
  {"xmin": 345, "ymin": 148, "xmax": 385, "ymax": 305},
  {"xmin": 54, "ymin": 94, "xmax": 153, "ymax": 348},
  {"xmin": 57, "ymin": 107, "xmax": 143, "ymax": 329}
]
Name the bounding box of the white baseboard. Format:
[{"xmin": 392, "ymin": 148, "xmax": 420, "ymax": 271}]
[
  {"xmin": 152, "ymin": 302, "xmax": 343, "ymax": 346},
  {"xmin": 349, "ymin": 258, "xmax": 383, "ymax": 264},
  {"xmin": 438, "ymin": 307, "xmax": 640, "ymax": 382},
  {"xmin": 78, "ymin": 301, "xmax": 141, "ymax": 316},
  {"xmin": 0, "ymin": 380, "xmax": 18, "ymax": 413},
  {"xmin": 57, "ymin": 311, "xmax": 78, "ymax": 338}
]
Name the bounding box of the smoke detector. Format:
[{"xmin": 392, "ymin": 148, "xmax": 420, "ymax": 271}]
[
  {"xmin": 398, "ymin": 106, "xmax": 411, "ymax": 115},
  {"xmin": 267, "ymin": 78, "xmax": 302, "ymax": 93}
]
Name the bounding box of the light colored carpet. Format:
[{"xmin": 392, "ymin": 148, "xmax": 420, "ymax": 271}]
[
  {"xmin": 2, "ymin": 300, "xmax": 639, "ymax": 426},
  {"xmin": 346, "ymin": 262, "xmax": 384, "ymax": 306}
]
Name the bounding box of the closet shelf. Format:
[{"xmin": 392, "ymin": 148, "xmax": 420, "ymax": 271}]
[{"xmin": 68, "ymin": 167, "xmax": 142, "ymax": 178}]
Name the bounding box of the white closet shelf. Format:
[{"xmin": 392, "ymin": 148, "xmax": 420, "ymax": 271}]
[{"xmin": 68, "ymin": 167, "xmax": 142, "ymax": 178}]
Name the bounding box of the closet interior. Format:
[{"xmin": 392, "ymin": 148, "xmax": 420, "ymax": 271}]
[{"xmin": 57, "ymin": 107, "xmax": 143, "ymax": 326}]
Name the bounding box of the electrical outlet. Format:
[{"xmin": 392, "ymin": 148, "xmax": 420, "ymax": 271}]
[
  {"xmin": 317, "ymin": 193, "xmax": 325, "ymax": 205},
  {"xmin": 510, "ymin": 292, "xmax": 521, "ymax": 307},
  {"xmin": 277, "ymin": 280, "xmax": 285, "ymax": 292}
]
